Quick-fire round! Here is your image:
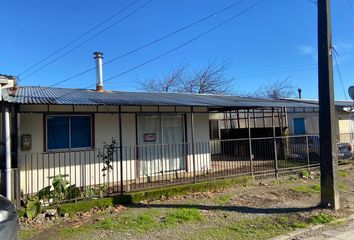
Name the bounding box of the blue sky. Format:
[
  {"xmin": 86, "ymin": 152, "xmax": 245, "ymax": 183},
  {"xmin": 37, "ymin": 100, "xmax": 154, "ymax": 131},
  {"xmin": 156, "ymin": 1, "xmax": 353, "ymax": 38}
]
[{"xmin": 1, "ymin": 0, "xmax": 353, "ymax": 99}]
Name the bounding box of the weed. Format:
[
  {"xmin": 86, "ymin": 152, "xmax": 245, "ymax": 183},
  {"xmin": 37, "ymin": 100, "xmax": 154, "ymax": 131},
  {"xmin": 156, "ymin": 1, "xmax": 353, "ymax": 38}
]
[
  {"xmin": 291, "ymin": 184, "xmax": 320, "ymax": 194},
  {"xmin": 339, "ymin": 182, "xmax": 347, "ymax": 192},
  {"xmin": 299, "ymin": 170, "xmax": 310, "ymax": 178},
  {"xmin": 338, "ymin": 170, "xmax": 347, "ymax": 177},
  {"xmin": 310, "ymin": 213, "xmax": 335, "ymax": 224},
  {"xmin": 214, "ymin": 194, "xmax": 233, "ymax": 205},
  {"xmin": 164, "ymin": 208, "xmax": 203, "ymax": 225}
]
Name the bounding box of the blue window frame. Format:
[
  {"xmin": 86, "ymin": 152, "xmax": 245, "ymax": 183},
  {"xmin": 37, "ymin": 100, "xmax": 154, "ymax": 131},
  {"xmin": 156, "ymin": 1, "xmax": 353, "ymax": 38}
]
[
  {"xmin": 293, "ymin": 118, "xmax": 305, "ymax": 135},
  {"xmin": 46, "ymin": 115, "xmax": 92, "ymax": 150}
]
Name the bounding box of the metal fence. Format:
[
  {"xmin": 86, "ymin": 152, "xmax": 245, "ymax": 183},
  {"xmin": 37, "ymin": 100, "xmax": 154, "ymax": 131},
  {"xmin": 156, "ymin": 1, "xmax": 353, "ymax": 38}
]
[{"xmin": 18, "ymin": 133, "xmax": 353, "ymax": 205}]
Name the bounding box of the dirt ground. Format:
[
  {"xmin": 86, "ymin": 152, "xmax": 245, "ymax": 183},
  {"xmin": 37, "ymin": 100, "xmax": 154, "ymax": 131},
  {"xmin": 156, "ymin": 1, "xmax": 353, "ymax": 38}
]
[{"xmin": 20, "ymin": 165, "xmax": 354, "ymax": 240}]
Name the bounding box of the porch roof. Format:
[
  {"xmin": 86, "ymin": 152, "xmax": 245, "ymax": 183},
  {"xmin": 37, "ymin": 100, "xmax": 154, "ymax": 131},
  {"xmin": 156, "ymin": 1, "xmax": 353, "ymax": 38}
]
[{"xmin": 2, "ymin": 86, "xmax": 318, "ymax": 109}]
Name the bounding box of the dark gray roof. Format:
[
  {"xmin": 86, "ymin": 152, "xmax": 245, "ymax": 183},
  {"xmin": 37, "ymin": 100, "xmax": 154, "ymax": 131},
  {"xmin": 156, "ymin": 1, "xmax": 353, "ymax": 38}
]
[{"xmin": 1, "ymin": 86, "xmax": 318, "ymax": 109}]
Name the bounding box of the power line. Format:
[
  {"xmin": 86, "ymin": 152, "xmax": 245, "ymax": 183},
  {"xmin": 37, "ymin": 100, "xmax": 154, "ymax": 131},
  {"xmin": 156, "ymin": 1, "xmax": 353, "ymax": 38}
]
[
  {"xmin": 19, "ymin": 0, "xmax": 153, "ymax": 82},
  {"xmin": 48, "ymin": 0, "xmax": 246, "ymax": 88},
  {"xmin": 54, "ymin": 0, "xmax": 265, "ymax": 100},
  {"xmin": 17, "ymin": 0, "xmax": 143, "ymax": 78},
  {"xmin": 332, "ymin": 47, "xmax": 349, "ymax": 100}
]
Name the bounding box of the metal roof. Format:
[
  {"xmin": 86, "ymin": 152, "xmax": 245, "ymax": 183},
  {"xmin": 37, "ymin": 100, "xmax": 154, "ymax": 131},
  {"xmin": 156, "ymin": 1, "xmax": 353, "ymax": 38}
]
[
  {"xmin": 1, "ymin": 86, "xmax": 319, "ymax": 109},
  {"xmin": 284, "ymin": 98, "xmax": 354, "ymax": 110}
]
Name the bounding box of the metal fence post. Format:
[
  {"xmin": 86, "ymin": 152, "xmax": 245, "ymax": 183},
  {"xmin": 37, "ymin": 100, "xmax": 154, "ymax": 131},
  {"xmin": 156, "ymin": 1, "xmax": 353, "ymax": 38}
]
[
  {"xmin": 247, "ymin": 109, "xmax": 254, "ymax": 176},
  {"xmin": 119, "ymin": 106, "xmax": 124, "ymax": 195},
  {"xmin": 191, "ymin": 108, "xmax": 196, "ymax": 184},
  {"xmin": 272, "ymin": 108, "xmax": 279, "ymax": 178},
  {"xmin": 306, "ymin": 135, "xmax": 310, "ymax": 170}
]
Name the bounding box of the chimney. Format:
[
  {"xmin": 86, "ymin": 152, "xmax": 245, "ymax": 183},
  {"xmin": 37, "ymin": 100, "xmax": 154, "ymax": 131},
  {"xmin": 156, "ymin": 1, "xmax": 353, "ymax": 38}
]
[
  {"xmin": 93, "ymin": 52, "xmax": 104, "ymax": 92},
  {"xmin": 297, "ymin": 88, "xmax": 302, "ymax": 99}
]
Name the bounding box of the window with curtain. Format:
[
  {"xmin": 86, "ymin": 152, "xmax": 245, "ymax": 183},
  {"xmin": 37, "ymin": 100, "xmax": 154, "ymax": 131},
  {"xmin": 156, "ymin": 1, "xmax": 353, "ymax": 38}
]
[{"xmin": 47, "ymin": 115, "xmax": 92, "ymax": 150}]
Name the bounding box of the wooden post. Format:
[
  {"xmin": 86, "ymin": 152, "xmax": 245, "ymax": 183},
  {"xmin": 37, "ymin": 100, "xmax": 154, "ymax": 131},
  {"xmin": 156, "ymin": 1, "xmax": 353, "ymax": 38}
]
[{"xmin": 318, "ymin": 0, "xmax": 339, "ymax": 209}]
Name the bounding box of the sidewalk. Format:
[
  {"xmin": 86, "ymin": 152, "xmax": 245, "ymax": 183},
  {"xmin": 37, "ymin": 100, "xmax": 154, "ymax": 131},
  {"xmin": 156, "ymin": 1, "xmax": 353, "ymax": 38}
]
[
  {"xmin": 273, "ymin": 217, "xmax": 354, "ymax": 240},
  {"xmin": 301, "ymin": 219, "xmax": 354, "ymax": 240}
]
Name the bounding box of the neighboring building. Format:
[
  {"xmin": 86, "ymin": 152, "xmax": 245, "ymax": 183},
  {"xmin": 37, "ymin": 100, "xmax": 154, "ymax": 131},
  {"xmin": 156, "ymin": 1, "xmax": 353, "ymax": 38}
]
[{"xmin": 285, "ymin": 99, "xmax": 354, "ymax": 143}]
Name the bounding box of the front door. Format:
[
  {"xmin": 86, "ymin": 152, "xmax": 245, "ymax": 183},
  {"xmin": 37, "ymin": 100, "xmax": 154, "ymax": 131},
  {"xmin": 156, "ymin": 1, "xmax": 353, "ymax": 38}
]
[{"xmin": 138, "ymin": 114, "xmax": 185, "ymax": 176}]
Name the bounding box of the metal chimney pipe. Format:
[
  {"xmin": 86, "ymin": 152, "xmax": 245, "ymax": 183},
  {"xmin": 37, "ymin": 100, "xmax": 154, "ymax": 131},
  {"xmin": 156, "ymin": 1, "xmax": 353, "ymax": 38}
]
[
  {"xmin": 93, "ymin": 52, "xmax": 104, "ymax": 92},
  {"xmin": 297, "ymin": 88, "xmax": 302, "ymax": 99}
]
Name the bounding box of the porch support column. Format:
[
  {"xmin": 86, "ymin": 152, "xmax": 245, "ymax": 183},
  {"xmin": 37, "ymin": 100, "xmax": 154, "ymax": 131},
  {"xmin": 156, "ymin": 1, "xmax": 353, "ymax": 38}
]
[
  {"xmin": 14, "ymin": 106, "xmax": 21, "ymax": 207},
  {"xmin": 118, "ymin": 106, "xmax": 124, "ymax": 195},
  {"xmin": 190, "ymin": 107, "xmax": 196, "ymax": 183},
  {"xmin": 272, "ymin": 108, "xmax": 278, "ymax": 178},
  {"xmin": 2, "ymin": 105, "xmax": 12, "ymax": 199},
  {"xmin": 247, "ymin": 109, "xmax": 253, "ymax": 176}
]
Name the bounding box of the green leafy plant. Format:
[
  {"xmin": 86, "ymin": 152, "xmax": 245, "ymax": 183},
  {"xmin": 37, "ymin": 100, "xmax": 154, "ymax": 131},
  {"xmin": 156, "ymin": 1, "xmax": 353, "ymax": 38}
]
[
  {"xmin": 98, "ymin": 138, "xmax": 118, "ymax": 178},
  {"xmin": 83, "ymin": 186, "xmax": 96, "ymax": 198},
  {"xmin": 24, "ymin": 196, "xmax": 41, "ymax": 219},
  {"xmin": 49, "ymin": 174, "xmax": 70, "ymax": 202},
  {"xmin": 36, "ymin": 174, "xmax": 81, "ymax": 204}
]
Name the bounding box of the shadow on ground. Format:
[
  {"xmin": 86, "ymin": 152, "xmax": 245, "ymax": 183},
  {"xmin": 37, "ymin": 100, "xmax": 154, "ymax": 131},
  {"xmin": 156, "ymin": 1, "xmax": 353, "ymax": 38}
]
[{"xmin": 132, "ymin": 203, "xmax": 320, "ymax": 214}]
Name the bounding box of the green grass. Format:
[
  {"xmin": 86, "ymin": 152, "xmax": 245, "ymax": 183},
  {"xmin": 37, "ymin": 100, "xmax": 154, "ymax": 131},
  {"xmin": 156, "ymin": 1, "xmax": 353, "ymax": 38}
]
[
  {"xmin": 163, "ymin": 208, "xmax": 204, "ymax": 225},
  {"xmin": 291, "ymin": 184, "xmax": 320, "ymax": 194},
  {"xmin": 58, "ymin": 198, "xmax": 114, "ymax": 217},
  {"xmin": 214, "ymin": 194, "xmax": 233, "ymax": 205},
  {"xmin": 59, "ymin": 226, "xmax": 95, "ymax": 239},
  {"xmin": 19, "ymin": 228, "xmax": 40, "ymax": 240},
  {"xmin": 309, "ymin": 213, "xmax": 336, "ymax": 224},
  {"xmin": 339, "ymin": 182, "xmax": 348, "ymax": 192},
  {"xmin": 128, "ymin": 175, "xmax": 254, "ymax": 203},
  {"xmin": 55, "ymin": 175, "xmax": 254, "ymax": 218},
  {"xmin": 338, "ymin": 170, "xmax": 347, "ymax": 177},
  {"xmin": 183, "ymin": 215, "xmax": 308, "ymax": 240},
  {"xmin": 58, "ymin": 207, "xmax": 204, "ymax": 238}
]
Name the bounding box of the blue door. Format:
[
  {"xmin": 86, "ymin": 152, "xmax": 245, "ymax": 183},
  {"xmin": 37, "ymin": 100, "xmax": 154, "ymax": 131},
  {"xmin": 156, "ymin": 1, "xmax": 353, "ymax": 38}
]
[{"xmin": 293, "ymin": 118, "xmax": 305, "ymax": 135}]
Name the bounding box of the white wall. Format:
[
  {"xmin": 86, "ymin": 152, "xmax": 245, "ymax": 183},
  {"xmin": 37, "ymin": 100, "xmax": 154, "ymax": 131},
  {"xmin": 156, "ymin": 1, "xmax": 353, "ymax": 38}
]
[{"xmin": 17, "ymin": 109, "xmax": 212, "ymax": 194}]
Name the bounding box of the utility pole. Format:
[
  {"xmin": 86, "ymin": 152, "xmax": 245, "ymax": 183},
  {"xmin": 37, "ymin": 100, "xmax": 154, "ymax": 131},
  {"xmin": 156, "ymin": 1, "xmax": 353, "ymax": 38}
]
[{"xmin": 318, "ymin": 0, "xmax": 339, "ymax": 209}]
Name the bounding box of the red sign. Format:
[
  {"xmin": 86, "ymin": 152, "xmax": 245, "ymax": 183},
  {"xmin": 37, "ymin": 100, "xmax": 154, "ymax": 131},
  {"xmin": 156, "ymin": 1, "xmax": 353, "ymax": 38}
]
[{"xmin": 144, "ymin": 133, "xmax": 156, "ymax": 142}]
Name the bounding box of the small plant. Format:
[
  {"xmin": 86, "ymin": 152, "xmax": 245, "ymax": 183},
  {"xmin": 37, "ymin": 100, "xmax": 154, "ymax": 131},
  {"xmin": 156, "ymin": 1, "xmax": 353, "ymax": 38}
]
[
  {"xmin": 83, "ymin": 186, "xmax": 96, "ymax": 198},
  {"xmin": 339, "ymin": 182, "xmax": 347, "ymax": 192},
  {"xmin": 24, "ymin": 196, "xmax": 41, "ymax": 219},
  {"xmin": 291, "ymin": 184, "xmax": 320, "ymax": 194},
  {"xmin": 338, "ymin": 170, "xmax": 347, "ymax": 177},
  {"xmin": 299, "ymin": 170, "xmax": 310, "ymax": 178},
  {"xmin": 310, "ymin": 213, "xmax": 335, "ymax": 224},
  {"xmin": 36, "ymin": 174, "xmax": 81, "ymax": 204},
  {"xmin": 49, "ymin": 174, "xmax": 70, "ymax": 202},
  {"xmin": 98, "ymin": 138, "xmax": 119, "ymax": 178}
]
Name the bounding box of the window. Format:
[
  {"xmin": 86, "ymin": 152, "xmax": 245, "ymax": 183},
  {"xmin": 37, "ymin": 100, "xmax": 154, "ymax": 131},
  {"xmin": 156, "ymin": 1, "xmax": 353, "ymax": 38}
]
[
  {"xmin": 209, "ymin": 120, "xmax": 220, "ymax": 140},
  {"xmin": 293, "ymin": 118, "xmax": 305, "ymax": 135},
  {"xmin": 46, "ymin": 115, "xmax": 92, "ymax": 150}
]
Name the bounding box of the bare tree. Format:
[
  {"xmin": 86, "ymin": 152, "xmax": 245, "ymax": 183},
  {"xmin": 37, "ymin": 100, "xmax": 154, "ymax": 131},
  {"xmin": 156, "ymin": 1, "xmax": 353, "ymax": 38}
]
[
  {"xmin": 178, "ymin": 61, "xmax": 234, "ymax": 94},
  {"xmin": 138, "ymin": 64, "xmax": 187, "ymax": 92},
  {"xmin": 254, "ymin": 77, "xmax": 295, "ymax": 99},
  {"xmin": 138, "ymin": 61, "xmax": 235, "ymax": 94}
]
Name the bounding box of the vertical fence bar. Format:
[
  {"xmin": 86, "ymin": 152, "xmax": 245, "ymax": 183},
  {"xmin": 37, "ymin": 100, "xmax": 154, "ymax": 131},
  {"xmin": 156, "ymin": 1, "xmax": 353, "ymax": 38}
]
[
  {"xmin": 247, "ymin": 109, "xmax": 254, "ymax": 176},
  {"xmin": 272, "ymin": 108, "xmax": 279, "ymax": 178},
  {"xmin": 119, "ymin": 106, "xmax": 124, "ymax": 195},
  {"xmin": 306, "ymin": 135, "xmax": 311, "ymax": 170},
  {"xmin": 191, "ymin": 108, "xmax": 196, "ymax": 184}
]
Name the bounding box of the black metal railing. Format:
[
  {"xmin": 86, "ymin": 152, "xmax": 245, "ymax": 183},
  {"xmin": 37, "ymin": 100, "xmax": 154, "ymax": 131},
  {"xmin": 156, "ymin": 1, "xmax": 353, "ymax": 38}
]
[{"xmin": 18, "ymin": 133, "xmax": 353, "ymax": 205}]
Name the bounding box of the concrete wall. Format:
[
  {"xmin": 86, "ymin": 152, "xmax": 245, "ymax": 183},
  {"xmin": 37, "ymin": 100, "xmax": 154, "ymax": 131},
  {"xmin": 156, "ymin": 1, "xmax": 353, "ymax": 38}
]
[
  {"xmin": 287, "ymin": 112, "xmax": 320, "ymax": 135},
  {"xmin": 287, "ymin": 109, "xmax": 354, "ymax": 141},
  {"xmin": 17, "ymin": 109, "xmax": 211, "ymax": 194}
]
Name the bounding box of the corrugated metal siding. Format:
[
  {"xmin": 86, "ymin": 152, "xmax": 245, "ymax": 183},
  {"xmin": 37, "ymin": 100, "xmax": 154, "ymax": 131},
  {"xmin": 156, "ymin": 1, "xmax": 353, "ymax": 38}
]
[{"xmin": 2, "ymin": 86, "xmax": 319, "ymax": 108}]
